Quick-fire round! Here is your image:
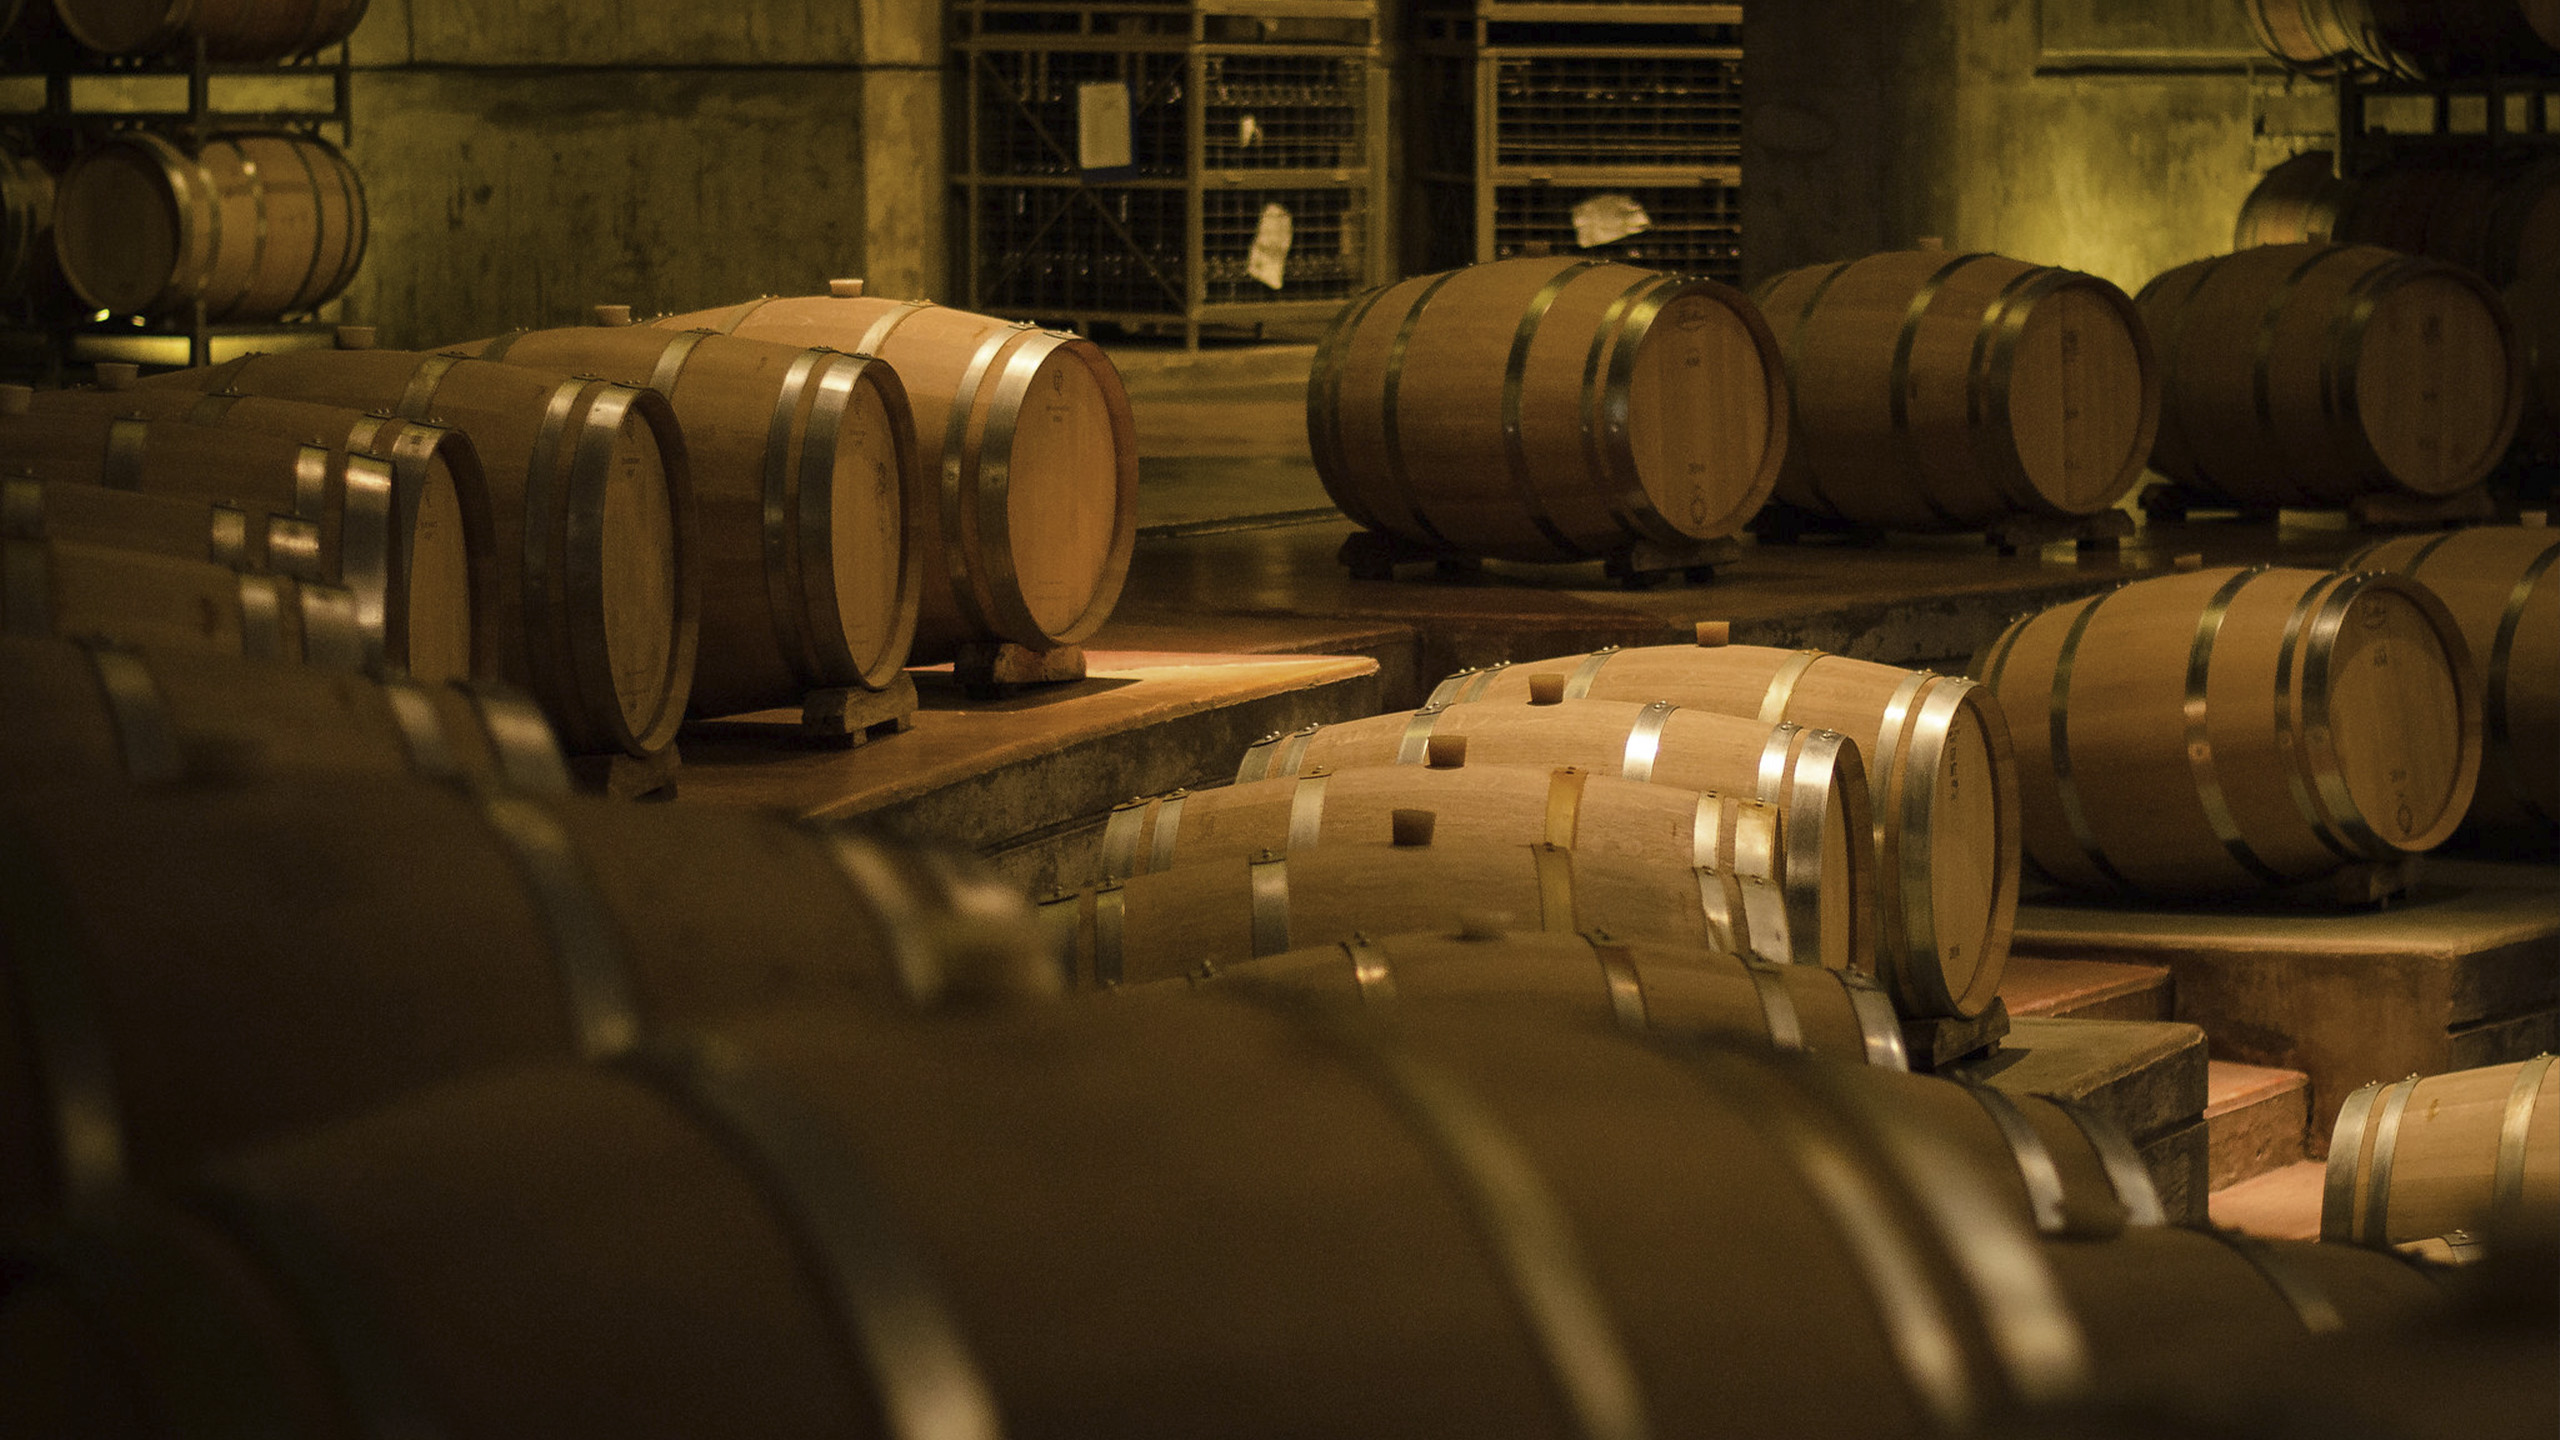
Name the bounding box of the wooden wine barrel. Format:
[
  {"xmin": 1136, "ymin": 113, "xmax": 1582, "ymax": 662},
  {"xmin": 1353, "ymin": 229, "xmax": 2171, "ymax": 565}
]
[
  {"xmin": 2352, "ymin": 526, "xmax": 2560, "ymax": 831},
  {"xmin": 1974, "ymin": 566, "xmax": 2481, "ymax": 898},
  {"xmin": 0, "ymin": 534, "xmax": 365, "ymax": 669},
  {"xmin": 51, "ymin": 130, "xmax": 363, "ymax": 321},
  {"xmin": 2233, "ymin": 151, "xmax": 2345, "ymax": 250},
  {"xmin": 1750, "ymin": 251, "xmax": 2157, "ymax": 531},
  {"xmin": 652, "ymin": 289, "xmax": 1136, "ymax": 663},
  {"xmin": 1132, "ymin": 925, "xmax": 1910, "ymax": 1068},
  {"xmin": 1238, "ymin": 696, "xmax": 1875, "ymax": 982},
  {"xmin": 0, "ymin": 143, "xmax": 51, "ymax": 301},
  {"xmin": 53, "ymin": 0, "xmax": 367, "ymax": 59},
  {"xmin": 2351, "ymin": 0, "xmax": 2560, "ymax": 75},
  {"xmin": 1305, "ymin": 255, "xmax": 1786, "ymax": 561},
  {"xmin": 0, "ymin": 633, "xmax": 565, "ymax": 793},
  {"xmin": 0, "ymin": 395, "xmax": 489, "ymax": 681},
  {"xmin": 2325, "ymin": 1056, "xmax": 2560, "ymax": 1249},
  {"xmin": 1431, "ymin": 639, "xmax": 2020, "ymax": 1021},
  {"xmin": 137, "ymin": 347, "xmax": 698, "ymax": 757},
  {"xmin": 2137, "ymin": 244, "xmax": 2524, "ymax": 508},
  {"xmin": 1100, "ymin": 759, "xmax": 1861, "ymax": 970},
  {"xmin": 0, "ymin": 1000, "xmax": 2111, "ymax": 1439},
  {"xmin": 2, "ymin": 472, "xmax": 300, "ymax": 569},
  {"xmin": 0, "ymin": 776, "xmax": 1054, "ymax": 1212},
  {"xmin": 454, "ymin": 321, "xmax": 923, "ymax": 714},
  {"xmin": 2240, "ymin": 0, "xmax": 2365, "ymax": 67}
]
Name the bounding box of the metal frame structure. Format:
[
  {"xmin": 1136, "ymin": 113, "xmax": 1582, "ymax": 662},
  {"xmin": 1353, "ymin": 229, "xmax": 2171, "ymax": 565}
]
[
  {"xmin": 954, "ymin": 0, "xmax": 1391, "ymax": 345},
  {"xmin": 1411, "ymin": 2, "xmax": 1743, "ymax": 282}
]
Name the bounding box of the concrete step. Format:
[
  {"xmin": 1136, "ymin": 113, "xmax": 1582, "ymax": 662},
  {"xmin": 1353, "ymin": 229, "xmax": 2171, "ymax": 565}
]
[
  {"xmin": 2205, "ymin": 1059, "xmax": 2310, "ymax": 1190},
  {"xmin": 2208, "ymin": 1157, "xmax": 2325, "ymax": 1241},
  {"xmin": 1997, "ymin": 954, "xmax": 2174, "ymax": 1022}
]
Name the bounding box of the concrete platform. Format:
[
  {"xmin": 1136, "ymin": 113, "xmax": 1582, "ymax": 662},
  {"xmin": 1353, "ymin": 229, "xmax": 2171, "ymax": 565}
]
[
  {"xmin": 2000, "ymin": 954, "xmax": 2175, "ymax": 1022},
  {"xmin": 1954, "ymin": 1017, "xmax": 2211, "ymax": 1225},
  {"xmin": 2209, "ymin": 1159, "xmax": 2325, "ymax": 1242},
  {"xmin": 675, "ymin": 651, "xmax": 1383, "ymax": 890},
  {"xmin": 2011, "ymin": 860, "xmax": 2560, "ymax": 1156},
  {"xmin": 2206, "ymin": 1060, "xmax": 2310, "ymax": 1191}
]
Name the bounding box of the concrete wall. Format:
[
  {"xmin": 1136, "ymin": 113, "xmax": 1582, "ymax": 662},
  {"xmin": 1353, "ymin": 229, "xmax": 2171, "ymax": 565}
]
[
  {"xmin": 337, "ymin": 0, "xmax": 945, "ymax": 348},
  {"xmin": 1744, "ymin": 0, "xmax": 2333, "ymax": 296}
]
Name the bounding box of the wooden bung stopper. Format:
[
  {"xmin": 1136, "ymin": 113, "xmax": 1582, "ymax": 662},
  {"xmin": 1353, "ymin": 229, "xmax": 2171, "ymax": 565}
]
[
  {"xmin": 1458, "ymin": 910, "xmax": 1509, "ymax": 941},
  {"xmin": 2523, "ymin": 511, "xmax": 2550, "ymax": 528},
  {"xmin": 1390, "ymin": 809, "xmax": 1436, "ymax": 847},
  {"xmin": 1694, "ymin": 620, "xmax": 1731, "ymax": 647},
  {"xmin": 592, "ymin": 304, "xmax": 633, "ymax": 327},
  {"xmin": 333, "ymin": 325, "xmax": 376, "ymax": 351},
  {"xmin": 1528, "ymin": 673, "xmax": 1568, "ymax": 705},
  {"xmin": 93, "ymin": 362, "xmax": 137, "ymax": 392},
  {"xmin": 829, "ymin": 278, "xmax": 865, "ymax": 298},
  {"xmin": 1424, "ymin": 734, "xmax": 1469, "ymax": 769},
  {"xmin": 2173, "ymin": 553, "xmax": 2205, "ymax": 572}
]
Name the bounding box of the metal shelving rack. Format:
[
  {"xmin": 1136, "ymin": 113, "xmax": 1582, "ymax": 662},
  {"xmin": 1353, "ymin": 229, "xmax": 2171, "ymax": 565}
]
[
  {"xmin": 2335, "ymin": 66, "xmax": 2559, "ymax": 177},
  {"xmin": 953, "ymin": 0, "xmax": 1390, "ymax": 345},
  {"xmin": 0, "ymin": 19, "xmax": 353, "ymax": 376},
  {"xmin": 1411, "ymin": 2, "xmax": 1742, "ymax": 283}
]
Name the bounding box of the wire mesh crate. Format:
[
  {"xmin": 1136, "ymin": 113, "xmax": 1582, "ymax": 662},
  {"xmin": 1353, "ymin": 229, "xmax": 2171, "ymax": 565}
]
[
  {"xmin": 955, "ymin": 1, "xmax": 1389, "ymax": 342},
  {"xmin": 1422, "ymin": 178, "xmax": 1743, "ymax": 283}
]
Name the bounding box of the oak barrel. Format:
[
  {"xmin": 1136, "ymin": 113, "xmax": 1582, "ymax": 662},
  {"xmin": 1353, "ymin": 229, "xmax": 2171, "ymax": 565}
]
[
  {"xmin": 2351, "ymin": 526, "xmax": 2559, "ymax": 831},
  {"xmin": 1432, "ymin": 640, "xmax": 2020, "ymax": 1021},
  {"xmin": 1133, "ymin": 925, "xmax": 1909, "ymax": 1068},
  {"xmin": 457, "ymin": 322, "xmax": 922, "ymax": 713},
  {"xmin": 137, "ymin": 348, "xmax": 698, "ymax": 757},
  {"xmin": 1101, "ymin": 759, "xmax": 1863, "ymax": 970},
  {"xmin": 0, "ymin": 776, "xmax": 1051, "ymax": 1212},
  {"xmin": 2236, "ymin": 155, "xmax": 2558, "ymax": 290},
  {"xmin": 1238, "ymin": 697, "xmax": 1873, "ymax": 982},
  {"xmin": 2240, "ymin": 0, "xmax": 2365, "ymax": 67},
  {"xmin": 2351, "ymin": 0, "xmax": 2560, "ymax": 74},
  {"xmin": 0, "ymin": 535, "xmax": 364, "ymax": 668},
  {"xmin": 2325, "ymin": 1056, "xmax": 2560, "ymax": 1250},
  {"xmin": 0, "ymin": 633, "xmax": 565, "ymax": 792},
  {"xmin": 1751, "ymin": 251, "xmax": 2158, "ymax": 531},
  {"xmin": 2233, "ymin": 152, "xmax": 2345, "ymax": 251},
  {"xmin": 0, "ymin": 142, "xmax": 51, "ymax": 301},
  {"xmin": 0, "ymin": 1001, "xmax": 2122, "ymax": 1439},
  {"xmin": 2137, "ymin": 244, "xmax": 2524, "ymax": 507},
  {"xmin": 0, "ymin": 394, "xmax": 489, "ymax": 681},
  {"xmin": 1974, "ymin": 566, "xmax": 2482, "ymax": 898},
  {"xmin": 652, "ymin": 290, "xmax": 1136, "ymax": 663},
  {"xmin": 52, "ymin": 130, "xmax": 363, "ymax": 321},
  {"xmin": 1305, "ymin": 255, "xmax": 1785, "ymax": 560},
  {"xmin": 53, "ymin": 0, "xmax": 367, "ymax": 59}
]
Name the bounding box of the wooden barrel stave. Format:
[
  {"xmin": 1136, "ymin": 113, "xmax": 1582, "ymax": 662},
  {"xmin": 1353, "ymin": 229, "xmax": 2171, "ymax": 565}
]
[
  {"xmin": 0, "ymin": 776, "xmax": 1049, "ymax": 1213},
  {"xmin": 2325, "ymin": 1056, "xmax": 2560, "ymax": 1248},
  {"xmin": 1430, "ymin": 641, "xmax": 2020, "ymax": 1021},
  {"xmin": 2137, "ymin": 244, "xmax": 2525, "ymax": 507},
  {"xmin": 1752, "ymin": 251, "xmax": 2157, "ymax": 530},
  {"xmin": 1308, "ymin": 256, "xmax": 1785, "ymax": 560},
  {"xmin": 1237, "ymin": 697, "xmax": 1875, "ymax": 982},
  {"xmin": 9, "ymin": 389, "xmax": 494, "ymax": 682},
  {"xmin": 51, "ymin": 131, "xmax": 363, "ymax": 321},
  {"xmin": 460, "ymin": 324, "xmax": 923, "ymax": 713},
  {"xmin": 651, "ymin": 294, "xmax": 1137, "ymax": 663},
  {"xmin": 2354, "ymin": 526, "xmax": 2560, "ymax": 831},
  {"xmin": 1101, "ymin": 762, "xmax": 1830, "ymax": 970},
  {"xmin": 1975, "ymin": 566, "xmax": 2482, "ymax": 897},
  {"xmin": 0, "ymin": 534, "xmax": 365, "ymax": 670},
  {"xmin": 137, "ymin": 349, "xmax": 698, "ymax": 757},
  {"xmin": 0, "ymin": 1001, "xmax": 2127, "ymax": 1438},
  {"xmin": 0, "ymin": 633, "xmax": 566, "ymax": 793}
]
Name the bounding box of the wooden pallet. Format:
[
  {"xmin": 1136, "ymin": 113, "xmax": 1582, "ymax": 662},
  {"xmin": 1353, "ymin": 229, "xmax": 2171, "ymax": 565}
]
[{"xmin": 2009, "ymin": 859, "xmax": 2560, "ymax": 1155}]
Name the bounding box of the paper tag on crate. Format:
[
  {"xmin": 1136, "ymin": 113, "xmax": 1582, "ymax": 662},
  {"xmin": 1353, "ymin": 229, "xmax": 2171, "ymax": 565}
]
[
  {"xmin": 1247, "ymin": 202, "xmax": 1293, "ymax": 290},
  {"xmin": 1571, "ymin": 193, "xmax": 1651, "ymax": 249},
  {"xmin": 1078, "ymin": 82, "xmax": 1134, "ymax": 171}
]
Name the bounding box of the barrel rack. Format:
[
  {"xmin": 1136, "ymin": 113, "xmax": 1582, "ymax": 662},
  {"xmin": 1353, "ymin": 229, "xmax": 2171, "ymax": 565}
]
[{"xmin": 0, "ymin": 17, "xmax": 354, "ymax": 380}]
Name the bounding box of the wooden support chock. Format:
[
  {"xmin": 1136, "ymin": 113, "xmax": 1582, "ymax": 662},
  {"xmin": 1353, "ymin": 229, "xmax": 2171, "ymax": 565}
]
[
  {"xmin": 800, "ymin": 672, "xmax": 919, "ymax": 748},
  {"xmin": 956, "ymin": 642, "xmax": 1086, "ymax": 698},
  {"xmin": 568, "ymin": 744, "xmax": 681, "ymax": 801}
]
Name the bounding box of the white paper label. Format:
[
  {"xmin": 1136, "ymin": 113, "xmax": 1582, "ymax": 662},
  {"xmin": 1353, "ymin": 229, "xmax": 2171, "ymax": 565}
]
[
  {"xmin": 1571, "ymin": 193, "xmax": 1652, "ymax": 249},
  {"xmin": 1247, "ymin": 202, "xmax": 1293, "ymax": 290},
  {"xmin": 1237, "ymin": 114, "xmax": 1263, "ymax": 148},
  {"xmin": 1077, "ymin": 82, "xmax": 1133, "ymax": 171}
]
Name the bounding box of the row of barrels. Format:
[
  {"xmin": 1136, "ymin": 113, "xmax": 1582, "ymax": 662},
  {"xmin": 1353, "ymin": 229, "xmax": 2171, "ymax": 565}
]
[
  {"xmin": 0, "ymin": 283, "xmax": 1139, "ymax": 762},
  {"xmin": 2243, "ymin": 0, "xmax": 2560, "ymax": 77},
  {"xmin": 1048, "ymin": 635, "xmax": 2020, "ymax": 1024},
  {"xmin": 1971, "ymin": 530, "xmax": 2556, "ymax": 900},
  {"xmin": 1308, "ymin": 244, "xmax": 2529, "ymax": 563},
  {"xmin": 0, "ymin": 0, "xmax": 364, "ymax": 60}
]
